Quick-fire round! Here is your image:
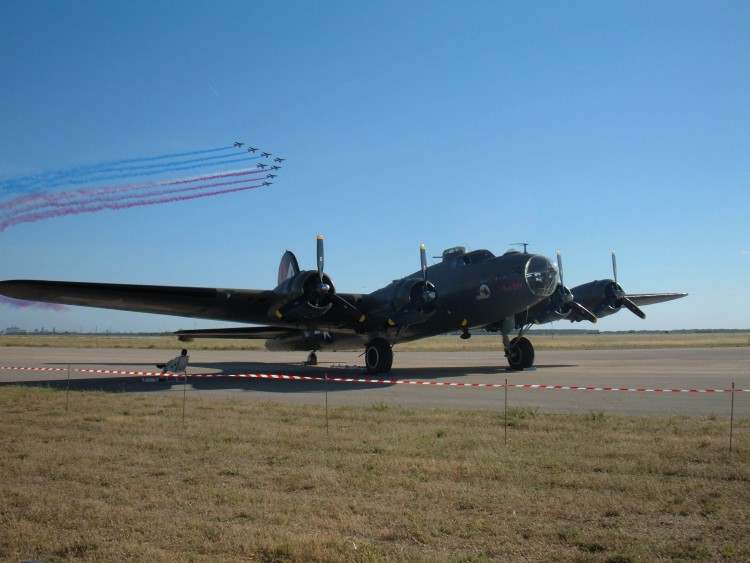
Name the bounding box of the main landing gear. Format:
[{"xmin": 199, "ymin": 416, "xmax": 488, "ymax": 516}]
[
  {"xmin": 505, "ymin": 336, "xmax": 535, "ymax": 371},
  {"xmin": 365, "ymin": 337, "xmax": 393, "ymax": 374},
  {"xmin": 500, "ymin": 317, "xmax": 535, "ymax": 371}
]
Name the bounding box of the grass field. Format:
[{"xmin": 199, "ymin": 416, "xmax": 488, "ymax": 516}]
[
  {"xmin": 1, "ymin": 386, "xmax": 748, "ymax": 562},
  {"xmin": 2, "ymin": 331, "xmax": 749, "ymax": 351}
]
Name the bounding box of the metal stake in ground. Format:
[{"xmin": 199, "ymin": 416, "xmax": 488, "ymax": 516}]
[
  {"xmin": 182, "ymin": 374, "xmax": 187, "ymax": 423},
  {"xmin": 504, "ymin": 378, "xmax": 508, "ymax": 445},
  {"xmin": 325, "ymin": 372, "xmax": 330, "ymax": 437},
  {"xmin": 729, "ymin": 381, "xmax": 735, "ymax": 457},
  {"xmin": 66, "ymin": 364, "xmax": 71, "ymax": 414}
]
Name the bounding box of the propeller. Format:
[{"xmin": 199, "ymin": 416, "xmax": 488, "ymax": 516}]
[
  {"xmin": 388, "ymin": 244, "xmax": 437, "ymax": 326},
  {"xmin": 316, "ymin": 235, "xmax": 366, "ymax": 322},
  {"xmin": 610, "ymin": 251, "xmax": 646, "ymax": 319},
  {"xmin": 420, "ymin": 244, "xmax": 437, "ymax": 303},
  {"xmin": 275, "ymin": 235, "xmax": 365, "ymax": 322},
  {"xmin": 556, "ymin": 251, "xmax": 597, "ymax": 323},
  {"xmin": 313, "ymin": 234, "xmax": 330, "ymax": 301}
]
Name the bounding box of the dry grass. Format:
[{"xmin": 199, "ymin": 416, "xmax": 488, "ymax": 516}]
[
  {"xmin": 2, "ymin": 331, "xmax": 749, "ymax": 351},
  {"xmin": 1, "ymin": 386, "xmax": 748, "ymax": 562}
]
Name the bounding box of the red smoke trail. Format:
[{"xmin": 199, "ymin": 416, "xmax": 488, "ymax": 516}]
[
  {"xmin": 0, "ymin": 183, "xmax": 264, "ymax": 232},
  {"xmin": 1, "ymin": 168, "xmax": 266, "ymax": 215},
  {"xmin": 0, "ymin": 295, "xmax": 70, "ymax": 311},
  {"xmin": 26, "ymin": 176, "xmax": 265, "ymax": 210}
]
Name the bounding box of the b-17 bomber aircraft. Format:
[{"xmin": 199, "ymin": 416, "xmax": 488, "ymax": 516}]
[{"xmin": 0, "ymin": 237, "xmax": 686, "ymax": 373}]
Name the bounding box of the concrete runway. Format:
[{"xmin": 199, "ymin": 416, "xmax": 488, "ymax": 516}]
[{"xmin": 1, "ymin": 346, "xmax": 748, "ymax": 417}]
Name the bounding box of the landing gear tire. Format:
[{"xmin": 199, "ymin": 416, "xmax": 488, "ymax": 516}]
[
  {"xmin": 365, "ymin": 338, "xmax": 393, "ymax": 374},
  {"xmin": 506, "ymin": 336, "xmax": 534, "ymax": 371}
]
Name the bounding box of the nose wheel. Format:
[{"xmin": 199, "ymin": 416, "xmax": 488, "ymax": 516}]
[
  {"xmin": 365, "ymin": 338, "xmax": 393, "ymax": 374},
  {"xmin": 506, "ymin": 336, "xmax": 534, "ymax": 371}
]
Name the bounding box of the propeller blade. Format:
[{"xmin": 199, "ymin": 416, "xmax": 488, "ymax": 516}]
[
  {"xmin": 556, "ymin": 251, "xmax": 564, "ymax": 287},
  {"xmin": 317, "ymin": 234, "xmax": 324, "ymax": 277},
  {"xmin": 620, "ymin": 297, "xmax": 647, "ymax": 319},
  {"xmin": 330, "ymin": 293, "xmax": 366, "ymax": 323},
  {"xmin": 420, "ymin": 244, "xmax": 427, "ymax": 282},
  {"xmin": 611, "ymin": 251, "xmax": 618, "ymax": 285},
  {"xmin": 569, "ymin": 301, "xmax": 598, "ymax": 323}
]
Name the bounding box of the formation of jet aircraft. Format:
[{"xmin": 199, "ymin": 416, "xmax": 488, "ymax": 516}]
[
  {"xmin": 234, "ymin": 142, "xmax": 283, "ymax": 166},
  {"xmin": 0, "ymin": 237, "xmax": 686, "ymax": 373}
]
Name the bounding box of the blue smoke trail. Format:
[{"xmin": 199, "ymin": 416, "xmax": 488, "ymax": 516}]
[
  {"xmin": 7, "ymin": 154, "xmax": 260, "ymax": 194},
  {"xmin": 0, "ymin": 145, "xmax": 235, "ymax": 195},
  {"xmin": 1, "ymin": 168, "xmax": 266, "ymax": 217}
]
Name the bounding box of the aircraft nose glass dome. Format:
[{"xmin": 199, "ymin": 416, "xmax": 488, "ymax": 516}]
[{"xmin": 525, "ymin": 256, "xmax": 558, "ymax": 297}]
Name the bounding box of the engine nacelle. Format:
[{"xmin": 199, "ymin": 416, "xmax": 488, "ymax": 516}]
[
  {"xmin": 518, "ymin": 284, "xmax": 571, "ymax": 325},
  {"xmin": 267, "ymin": 270, "xmax": 336, "ymax": 322},
  {"xmin": 569, "ymin": 279, "xmax": 622, "ymax": 320},
  {"xmin": 384, "ymin": 277, "xmax": 437, "ymax": 326}
]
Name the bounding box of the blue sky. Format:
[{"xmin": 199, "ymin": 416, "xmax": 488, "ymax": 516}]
[{"xmin": 1, "ymin": 1, "xmax": 748, "ymax": 333}]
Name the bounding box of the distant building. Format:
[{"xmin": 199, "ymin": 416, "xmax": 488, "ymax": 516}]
[{"xmin": 4, "ymin": 326, "xmax": 27, "ymax": 335}]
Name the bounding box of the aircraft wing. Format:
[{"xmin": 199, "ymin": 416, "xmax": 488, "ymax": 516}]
[
  {"xmin": 625, "ymin": 293, "xmax": 688, "ymax": 307},
  {"xmin": 0, "ymin": 280, "xmax": 277, "ymax": 325},
  {"xmin": 174, "ymin": 325, "xmax": 367, "ymax": 353}
]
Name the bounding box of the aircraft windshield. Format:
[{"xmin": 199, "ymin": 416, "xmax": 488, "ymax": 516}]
[
  {"xmin": 465, "ymin": 250, "xmax": 495, "ymax": 263},
  {"xmin": 525, "ymin": 256, "xmax": 558, "ymax": 297}
]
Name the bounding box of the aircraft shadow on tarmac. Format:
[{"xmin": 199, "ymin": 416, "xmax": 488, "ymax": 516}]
[{"xmin": 1, "ymin": 359, "xmax": 578, "ymax": 396}]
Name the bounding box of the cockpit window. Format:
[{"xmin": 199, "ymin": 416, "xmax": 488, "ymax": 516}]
[{"xmin": 464, "ymin": 250, "xmax": 495, "ymax": 264}]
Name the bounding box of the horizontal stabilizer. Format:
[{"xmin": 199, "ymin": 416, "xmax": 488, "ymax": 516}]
[{"xmin": 175, "ymin": 326, "xmax": 296, "ymax": 341}]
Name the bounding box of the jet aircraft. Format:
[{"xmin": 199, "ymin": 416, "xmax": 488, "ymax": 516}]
[
  {"xmin": 270, "ymin": 165, "xmax": 281, "ymax": 171},
  {"xmin": 274, "ymin": 157, "xmax": 285, "ymax": 163},
  {"xmin": 233, "ymin": 141, "xmax": 244, "ymax": 148},
  {"xmin": 256, "ymin": 163, "xmax": 268, "ymax": 169},
  {"xmin": 0, "ymin": 237, "xmax": 686, "ymax": 373},
  {"xmin": 262, "ymin": 181, "xmax": 272, "ymax": 186},
  {"xmin": 247, "ymin": 147, "xmax": 258, "ymax": 153},
  {"xmin": 261, "ymin": 152, "xmax": 271, "ymax": 158},
  {"xmin": 266, "ymin": 174, "xmax": 277, "ymax": 179}
]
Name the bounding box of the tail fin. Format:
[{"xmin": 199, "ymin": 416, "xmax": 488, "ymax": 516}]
[{"xmin": 278, "ymin": 250, "xmax": 300, "ymax": 285}]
